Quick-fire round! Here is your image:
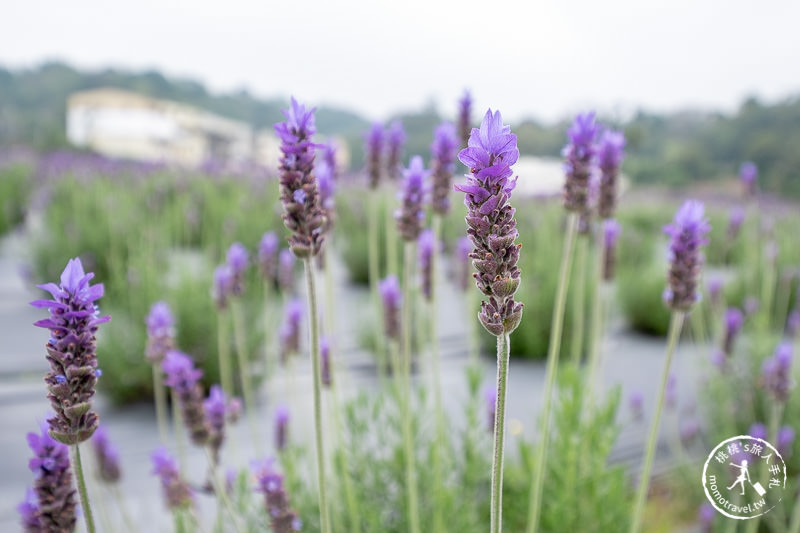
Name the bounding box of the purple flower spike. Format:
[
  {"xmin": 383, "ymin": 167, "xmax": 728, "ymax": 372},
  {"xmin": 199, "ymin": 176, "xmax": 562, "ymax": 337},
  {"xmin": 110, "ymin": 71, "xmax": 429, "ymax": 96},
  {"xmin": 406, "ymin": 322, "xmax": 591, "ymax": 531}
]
[
  {"xmin": 204, "ymin": 385, "xmax": 227, "ymax": 464},
  {"xmin": 91, "ymin": 425, "xmax": 121, "ymax": 483},
  {"xmin": 279, "ymin": 298, "xmax": 304, "ymax": 363},
  {"xmin": 30, "ymin": 257, "xmax": 110, "ymax": 444},
  {"xmin": 777, "ymin": 426, "xmax": 794, "ymax": 457},
  {"xmin": 602, "ymin": 219, "xmax": 621, "ymax": 281},
  {"xmin": 484, "ymin": 383, "xmax": 497, "ymax": 433},
  {"xmin": 151, "ymin": 447, "xmax": 193, "ymax": 510},
  {"xmin": 18, "ymin": 487, "xmax": 41, "ymax": 533},
  {"xmin": 386, "ymin": 120, "xmax": 406, "ymax": 180},
  {"xmin": 748, "ymin": 422, "xmax": 767, "ymax": 441},
  {"xmin": 458, "ymin": 90, "xmax": 472, "ymax": 148},
  {"xmin": 275, "ymin": 405, "xmax": 290, "ymax": 451},
  {"xmin": 212, "ymin": 264, "xmax": 234, "ymax": 310},
  {"xmin": 365, "ymin": 122, "xmax": 384, "ymax": 189},
  {"xmin": 596, "ymin": 129, "xmax": 625, "ymax": 219},
  {"xmin": 727, "ymin": 206, "xmax": 745, "ymax": 240},
  {"xmin": 430, "ymin": 122, "xmax": 459, "ymax": 216},
  {"xmin": 163, "ymin": 350, "xmax": 209, "ymax": 446},
  {"xmin": 418, "ymin": 229, "xmax": 436, "ymax": 301},
  {"xmin": 396, "ymin": 155, "xmax": 429, "ymax": 242},
  {"xmin": 663, "ymin": 200, "xmax": 711, "ymax": 311},
  {"xmin": 707, "ymin": 277, "xmax": 724, "ymax": 307},
  {"xmin": 562, "ymin": 112, "xmax": 599, "ymax": 214},
  {"xmin": 454, "ymin": 235, "xmax": 473, "ymax": 292},
  {"xmin": 740, "ymin": 161, "xmax": 758, "ymax": 197},
  {"xmin": 722, "ymin": 307, "xmax": 744, "ymax": 356},
  {"xmin": 146, "ymin": 301, "xmax": 175, "ymax": 364},
  {"xmin": 379, "ymin": 275, "xmax": 402, "ymax": 341},
  {"xmin": 762, "ymin": 342, "xmax": 793, "ymax": 403},
  {"xmin": 278, "ymin": 248, "xmax": 296, "ymax": 294},
  {"xmin": 226, "ymin": 242, "xmax": 249, "ymax": 297},
  {"xmin": 319, "ymin": 139, "xmax": 338, "ymax": 179},
  {"xmin": 259, "ymin": 232, "xmax": 280, "ymax": 282},
  {"xmin": 27, "ymin": 424, "xmax": 76, "ymax": 531},
  {"xmin": 320, "ymin": 337, "xmax": 332, "ymax": 387},
  {"xmin": 787, "ymin": 309, "xmax": 800, "ymax": 338},
  {"xmin": 455, "ymin": 109, "xmax": 523, "ymax": 336},
  {"xmin": 253, "ymin": 458, "xmax": 302, "ymax": 533},
  {"xmin": 698, "ymin": 503, "xmax": 715, "ymax": 533},
  {"xmin": 275, "ymin": 97, "xmax": 325, "ymax": 258}
]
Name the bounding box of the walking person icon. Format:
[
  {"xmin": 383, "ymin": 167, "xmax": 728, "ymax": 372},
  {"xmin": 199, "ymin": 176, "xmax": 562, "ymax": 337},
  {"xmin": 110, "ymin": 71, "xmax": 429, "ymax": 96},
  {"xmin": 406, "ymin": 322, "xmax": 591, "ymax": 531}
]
[{"xmin": 728, "ymin": 460, "xmax": 751, "ymax": 495}]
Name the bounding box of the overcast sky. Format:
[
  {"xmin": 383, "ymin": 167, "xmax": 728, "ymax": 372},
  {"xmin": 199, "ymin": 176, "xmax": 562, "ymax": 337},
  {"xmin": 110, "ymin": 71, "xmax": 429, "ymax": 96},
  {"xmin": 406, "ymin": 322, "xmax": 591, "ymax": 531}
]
[{"xmin": 2, "ymin": 0, "xmax": 798, "ymax": 124}]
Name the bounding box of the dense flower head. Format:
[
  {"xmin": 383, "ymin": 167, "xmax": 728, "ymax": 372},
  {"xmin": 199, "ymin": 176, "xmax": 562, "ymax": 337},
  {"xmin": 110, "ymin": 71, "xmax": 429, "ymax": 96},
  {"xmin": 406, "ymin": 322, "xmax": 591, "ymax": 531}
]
[
  {"xmin": 663, "ymin": 200, "xmax": 711, "ymax": 311},
  {"xmin": 274, "ymin": 405, "xmax": 290, "ymax": 451},
  {"xmin": 163, "ymin": 350, "xmax": 209, "ymax": 446},
  {"xmin": 31, "ymin": 257, "xmax": 110, "ymax": 444},
  {"xmin": 276, "ymin": 98, "xmax": 325, "ymax": 258},
  {"xmin": 562, "ymin": 112, "xmax": 599, "ymax": 214},
  {"xmin": 455, "ymin": 109, "xmax": 523, "ymax": 336},
  {"xmin": 430, "ymin": 122, "xmax": 459, "ymax": 215},
  {"xmin": 18, "ymin": 487, "xmax": 41, "ymax": 533},
  {"xmin": 91, "ymin": 425, "xmax": 121, "ymax": 483},
  {"xmin": 319, "ymin": 140, "xmax": 338, "ymax": 178},
  {"xmin": 454, "ymin": 235, "xmax": 473, "ymax": 292},
  {"xmin": 386, "ymin": 120, "xmax": 406, "ymax": 180},
  {"xmin": 212, "ymin": 264, "xmax": 234, "ymax": 310},
  {"xmin": 722, "ymin": 307, "xmax": 744, "ymax": 356},
  {"xmin": 320, "ymin": 336, "xmax": 332, "ymax": 387},
  {"xmin": 602, "ymin": 219, "xmax": 621, "ymax": 281},
  {"xmin": 204, "ymin": 385, "xmax": 227, "ymax": 464},
  {"xmin": 226, "ymin": 242, "xmax": 249, "ymax": 296},
  {"xmin": 778, "ymin": 426, "xmax": 795, "ymax": 456},
  {"xmin": 748, "ymin": 422, "xmax": 767, "ymax": 441},
  {"xmin": 762, "ymin": 342, "xmax": 793, "ymax": 403},
  {"xmin": 458, "ymin": 90, "xmax": 472, "ymax": 148},
  {"xmin": 316, "ymin": 158, "xmax": 336, "ymax": 268},
  {"xmin": 253, "ymin": 458, "xmax": 302, "ymax": 533},
  {"xmin": 396, "ymin": 155, "xmax": 429, "ymax": 241},
  {"xmin": 259, "ymin": 231, "xmax": 280, "ymax": 282},
  {"xmin": 378, "ymin": 275, "xmax": 402, "ymax": 341},
  {"xmin": 27, "ymin": 423, "xmax": 76, "ymax": 531},
  {"xmin": 740, "ymin": 161, "xmax": 758, "ymax": 196},
  {"xmin": 417, "ymin": 228, "xmax": 436, "ymax": 301},
  {"xmin": 596, "ymin": 129, "xmax": 625, "ymax": 218},
  {"xmin": 365, "ymin": 122, "xmax": 384, "ymax": 188},
  {"xmin": 279, "ymin": 298, "xmax": 304, "ymax": 363},
  {"xmin": 278, "ymin": 248, "xmax": 296, "ymax": 293},
  {"xmin": 145, "ymin": 301, "xmax": 175, "ymax": 364},
  {"xmin": 151, "ymin": 447, "xmax": 193, "ymax": 510}
]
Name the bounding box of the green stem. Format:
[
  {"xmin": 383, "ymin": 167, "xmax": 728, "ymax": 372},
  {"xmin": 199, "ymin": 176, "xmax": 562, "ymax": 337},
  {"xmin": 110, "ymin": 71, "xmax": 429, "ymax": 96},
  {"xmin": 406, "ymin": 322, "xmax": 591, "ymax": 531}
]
[
  {"xmin": 217, "ymin": 311, "xmax": 234, "ymax": 400},
  {"xmin": 431, "ymin": 214, "xmax": 445, "ymax": 533},
  {"xmin": 232, "ymin": 299, "xmax": 261, "ymax": 452},
  {"xmin": 526, "ymin": 212, "xmax": 579, "ymax": 533},
  {"xmin": 263, "ymin": 279, "xmax": 274, "ymax": 395},
  {"xmin": 386, "ymin": 194, "xmax": 399, "ymax": 276},
  {"xmin": 111, "ymin": 485, "xmax": 139, "ymax": 533},
  {"xmin": 570, "ymin": 234, "xmax": 588, "ymax": 366},
  {"xmin": 171, "ymin": 389, "xmax": 187, "ymax": 474},
  {"xmin": 204, "ymin": 448, "xmax": 246, "ymax": 533},
  {"xmin": 584, "ymin": 231, "xmax": 607, "ymax": 408},
  {"xmin": 368, "ymin": 191, "xmax": 387, "ymax": 376},
  {"xmin": 152, "ymin": 365, "xmax": 169, "ymax": 444},
  {"xmin": 744, "ymin": 402, "xmax": 784, "ymax": 533},
  {"xmin": 401, "ymin": 241, "xmax": 421, "ymax": 533},
  {"xmin": 491, "ymin": 333, "xmax": 511, "ymax": 533},
  {"xmin": 71, "ymin": 444, "xmax": 97, "ymax": 533},
  {"xmin": 629, "ymin": 311, "xmax": 686, "ymax": 533},
  {"xmin": 304, "ymin": 258, "xmax": 332, "ymax": 533}
]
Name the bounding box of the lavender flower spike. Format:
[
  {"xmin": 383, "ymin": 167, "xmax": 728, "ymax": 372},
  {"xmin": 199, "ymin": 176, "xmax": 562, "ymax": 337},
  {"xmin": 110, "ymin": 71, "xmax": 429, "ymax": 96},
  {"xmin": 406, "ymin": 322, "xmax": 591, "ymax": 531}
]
[
  {"xmin": 396, "ymin": 155, "xmax": 429, "ymax": 242},
  {"xmin": 258, "ymin": 232, "xmax": 280, "ymax": 282},
  {"xmin": 762, "ymin": 342, "xmax": 792, "ymax": 404},
  {"xmin": 146, "ymin": 301, "xmax": 175, "ymax": 364},
  {"xmin": 418, "ymin": 228, "xmax": 436, "ymax": 301},
  {"xmin": 721, "ymin": 307, "xmax": 744, "ymax": 356},
  {"xmin": 212, "ymin": 264, "xmax": 234, "ymax": 310},
  {"xmin": 602, "ymin": 219, "xmax": 621, "ymax": 282},
  {"xmin": 31, "ymin": 257, "xmax": 111, "ymax": 444},
  {"xmin": 386, "ymin": 120, "xmax": 406, "ymax": 180},
  {"xmin": 163, "ymin": 350, "xmax": 210, "ymax": 446},
  {"xmin": 379, "ymin": 275, "xmax": 402, "ymax": 341},
  {"xmin": 740, "ymin": 161, "xmax": 758, "ymax": 197},
  {"xmin": 456, "ymin": 109, "xmax": 523, "ymax": 336},
  {"xmin": 562, "ymin": 112, "xmax": 599, "ymax": 214},
  {"xmin": 204, "ymin": 385, "xmax": 228, "ymax": 464},
  {"xmin": 253, "ymin": 459, "xmax": 302, "ymax": 533},
  {"xmin": 274, "ymin": 405, "xmax": 290, "ymax": 451},
  {"xmin": 226, "ymin": 242, "xmax": 249, "ymax": 297},
  {"xmin": 91, "ymin": 425, "xmax": 121, "ymax": 483},
  {"xmin": 275, "ymin": 97, "xmax": 325, "ymax": 258},
  {"xmin": 596, "ymin": 129, "xmax": 625, "ymax": 219},
  {"xmin": 18, "ymin": 487, "xmax": 42, "ymax": 533},
  {"xmin": 27, "ymin": 423, "xmax": 77, "ymax": 531},
  {"xmin": 320, "ymin": 336, "xmax": 332, "ymax": 387},
  {"xmin": 663, "ymin": 200, "xmax": 711, "ymax": 311},
  {"xmin": 458, "ymin": 90, "xmax": 472, "ymax": 148},
  {"xmin": 279, "ymin": 298, "xmax": 304, "ymax": 363},
  {"xmin": 430, "ymin": 122, "xmax": 459, "ymax": 216},
  {"xmin": 151, "ymin": 447, "xmax": 193, "ymax": 510},
  {"xmin": 365, "ymin": 122, "xmax": 384, "ymax": 189},
  {"xmin": 278, "ymin": 248, "xmax": 296, "ymax": 293}
]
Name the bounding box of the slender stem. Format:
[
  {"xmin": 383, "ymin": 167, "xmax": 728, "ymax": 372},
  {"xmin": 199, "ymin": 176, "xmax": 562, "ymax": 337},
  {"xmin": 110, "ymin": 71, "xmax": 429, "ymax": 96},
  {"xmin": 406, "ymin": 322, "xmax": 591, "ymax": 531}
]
[
  {"xmin": 152, "ymin": 365, "xmax": 169, "ymax": 443},
  {"xmin": 204, "ymin": 448, "xmax": 246, "ymax": 533},
  {"xmin": 401, "ymin": 241, "xmax": 421, "ymax": 533},
  {"xmin": 570, "ymin": 234, "xmax": 588, "ymax": 365},
  {"xmin": 217, "ymin": 311, "xmax": 234, "ymax": 400},
  {"xmin": 744, "ymin": 402, "xmax": 784, "ymax": 533},
  {"xmin": 71, "ymin": 444, "xmax": 97, "ymax": 533},
  {"xmin": 526, "ymin": 212, "xmax": 579, "ymax": 533},
  {"xmin": 171, "ymin": 389, "xmax": 187, "ymax": 474},
  {"xmin": 629, "ymin": 311, "xmax": 686, "ymax": 533},
  {"xmin": 304, "ymin": 258, "xmax": 332, "ymax": 533},
  {"xmin": 111, "ymin": 485, "xmax": 139, "ymax": 533},
  {"xmin": 368, "ymin": 191, "xmax": 387, "ymax": 376},
  {"xmin": 232, "ymin": 299, "xmax": 261, "ymax": 452},
  {"xmin": 584, "ymin": 231, "xmax": 607, "ymax": 407},
  {"xmin": 491, "ymin": 333, "xmax": 511, "ymax": 533},
  {"xmin": 431, "ymin": 214, "xmax": 445, "ymax": 533},
  {"xmin": 262, "ymin": 279, "xmax": 274, "ymax": 397},
  {"xmin": 386, "ymin": 194, "xmax": 399, "ymax": 276}
]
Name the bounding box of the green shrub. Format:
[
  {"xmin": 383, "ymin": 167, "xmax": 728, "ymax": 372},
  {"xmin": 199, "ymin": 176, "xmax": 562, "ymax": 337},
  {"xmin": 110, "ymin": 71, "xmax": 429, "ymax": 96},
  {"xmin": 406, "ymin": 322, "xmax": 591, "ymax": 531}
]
[{"xmin": 0, "ymin": 163, "xmax": 33, "ymax": 235}]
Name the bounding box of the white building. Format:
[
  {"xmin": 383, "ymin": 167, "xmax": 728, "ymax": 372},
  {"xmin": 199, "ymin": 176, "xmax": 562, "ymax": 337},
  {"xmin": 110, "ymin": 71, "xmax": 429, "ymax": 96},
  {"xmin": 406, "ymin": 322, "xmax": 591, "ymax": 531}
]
[{"xmin": 67, "ymin": 88, "xmax": 253, "ymax": 167}]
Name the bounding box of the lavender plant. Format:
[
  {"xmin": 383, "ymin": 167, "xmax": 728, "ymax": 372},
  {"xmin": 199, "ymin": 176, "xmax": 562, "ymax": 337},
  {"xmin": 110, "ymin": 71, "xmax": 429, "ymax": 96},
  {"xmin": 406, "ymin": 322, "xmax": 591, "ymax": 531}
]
[
  {"xmin": 456, "ymin": 108, "xmax": 522, "ymax": 533},
  {"xmin": 253, "ymin": 459, "xmax": 302, "ymax": 533},
  {"xmin": 146, "ymin": 301, "xmax": 176, "ymax": 442},
  {"xmin": 26, "ymin": 423, "xmax": 77, "ymax": 532},
  {"xmin": 386, "ymin": 120, "xmax": 406, "ymax": 181},
  {"xmin": 458, "ymin": 90, "xmax": 472, "ymax": 149},
  {"xmin": 162, "ymin": 350, "xmax": 210, "ymax": 447}
]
